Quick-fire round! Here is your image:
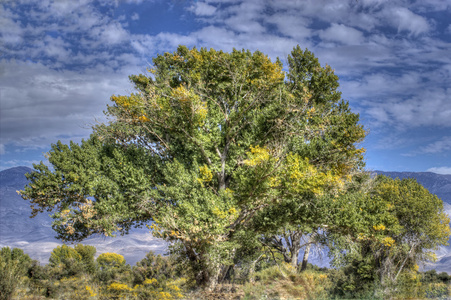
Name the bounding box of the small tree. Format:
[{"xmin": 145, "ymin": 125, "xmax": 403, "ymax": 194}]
[
  {"xmin": 96, "ymin": 252, "xmax": 130, "ymax": 284},
  {"xmin": 132, "ymin": 251, "xmax": 177, "ymax": 286},
  {"xmin": 48, "ymin": 244, "xmax": 84, "ymax": 279},
  {"xmin": 329, "ymin": 176, "xmax": 451, "ymax": 297},
  {"xmin": 373, "ymin": 176, "xmax": 450, "ymax": 283},
  {"xmin": 74, "ymin": 244, "xmax": 96, "ymax": 275}
]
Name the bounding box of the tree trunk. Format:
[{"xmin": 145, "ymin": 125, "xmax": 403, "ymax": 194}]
[
  {"xmin": 249, "ymin": 253, "xmax": 264, "ymax": 283},
  {"xmin": 290, "ymin": 245, "xmax": 301, "ymax": 269},
  {"xmin": 300, "ymin": 242, "xmax": 311, "ymax": 272},
  {"xmin": 288, "ymin": 231, "xmax": 302, "ymax": 269},
  {"xmin": 206, "ymin": 267, "xmax": 221, "ymax": 292}
]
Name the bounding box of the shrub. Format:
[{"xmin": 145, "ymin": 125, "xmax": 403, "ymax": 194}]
[
  {"xmin": 96, "ymin": 253, "xmax": 131, "ymax": 284},
  {"xmin": 132, "ymin": 251, "xmax": 178, "ymax": 286},
  {"xmin": 242, "ymin": 263, "xmax": 331, "ymax": 300},
  {"xmin": 0, "ymin": 247, "xmax": 33, "ymax": 300}
]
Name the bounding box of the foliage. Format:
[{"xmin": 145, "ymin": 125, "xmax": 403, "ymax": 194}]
[
  {"xmin": 74, "ymin": 244, "xmax": 97, "ymax": 274},
  {"xmin": 242, "ymin": 263, "xmax": 331, "ymax": 300},
  {"xmin": 20, "ymin": 45, "xmax": 365, "ymax": 289},
  {"xmin": 328, "ymin": 175, "xmax": 451, "ymax": 297},
  {"xmin": 48, "ymin": 244, "xmax": 85, "ymax": 279},
  {"xmin": 96, "ymin": 253, "xmax": 131, "ymax": 284},
  {"xmin": 97, "ymin": 253, "xmax": 126, "ymax": 269},
  {"xmin": 3, "ymin": 245, "xmax": 451, "ymax": 299},
  {"xmin": 133, "ymin": 278, "xmax": 184, "ymax": 300},
  {"xmin": 17, "ymin": 45, "xmax": 451, "ymax": 297},
  {"xmin": 132, "ymin": 251, "xmax": 178, "ymax": 286},
  {"xmin": 45, "ymin": 276, "xmax": 99, "ymax": 300},
  {"xmin": 0, "ymin": 247, "xmax": 33, "ymax": 300}
]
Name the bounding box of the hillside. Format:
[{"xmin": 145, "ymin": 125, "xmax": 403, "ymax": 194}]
[
  {"xmin": 0, "ymin": 166, "xmax": 167, "ymax": 265},
  {"xmin": 1, "ymin": 167, "xmax": 451, "ymax": 273}
]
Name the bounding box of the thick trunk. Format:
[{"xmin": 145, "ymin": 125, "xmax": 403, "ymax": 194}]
[
  {"xmin": 300, "ymin": 242, "xmax": 311, "ymax": 272},
  {"xmin": 194, "ymin": 261, "xmax": 221, "ymax": 291},
  {"xmin": 206, "ymin": 267, "xmax": 221, "ymax": 292},
  {"xmin": 288, "ymin": 231, "xmax": 302, "ymax": 269},
  {"xmin": 290, "ymin": 245, "xmax": 301, "ymax": 269}
]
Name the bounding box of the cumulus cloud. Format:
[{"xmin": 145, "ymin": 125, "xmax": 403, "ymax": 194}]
[
  {"xmin": 90, "ymin": 22, "xmax": 129, "ymax": 45},
  {"xmin": 367, "ymin": 88, "xmax": 450, "ymax": 128},
  {"xmin": 318, "ymin": 23, "xmax": 365, "ymax": 45},
  {"xmin": 427, "ymin": 167, "xmax": 451, "ymax": 175},
  {"xmin": 385, "ymin": 7, "xmax": 430, "ymax": 36},
  {"xmin": 266, "ymin": 14, "xmax": 312, "ymax": 42},
  {"xmin": 1, "ymin": 0, "xmax": 450, "ymax": 174},
  {"xmin": 0, "ymin": 60, "xmax": 136, "ymax": 149},
  {"xmin": 188, "ymin": 2, "xmax": 217, "ymax": 17},
  {"xmin": 0, "ymin": 5, "xmax": 24, "ymax": 46}
]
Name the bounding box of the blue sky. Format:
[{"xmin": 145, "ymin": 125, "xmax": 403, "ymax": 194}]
[{"xmin": 0, "ymin": 0, "xmax": 450, "ymax": 174}]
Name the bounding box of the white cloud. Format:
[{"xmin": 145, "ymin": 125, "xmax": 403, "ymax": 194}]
[
  {"xmin": 45, "ymin": 0, "xmax": 93, "ymax": 18},
  {"xmin": 419, "ymin": 137, "xmax": 451, "ymax": 154},
  {"xmin": 0, "ymin": 159, "xmax": 42, "ymax": 171},
  {"xmin": 412, "ymin": 0, "xmax": 451, "ymax": 13},
  {"xmin": 0, "ymin": 5, "xmax": 24, "ymax": 46},
  {"xmin": 42, "ymin": 36, "xmax": 72, "ymax": 60},
  {"xmin": 225, "ymin": 16, "xmax": 266, "ymax": 34},
  {"xmin": 189, "ymin": 2, "xmax": 217, "ymax": 17},
  {"xmin": 131, "ymin": 12, "xmax": 139, "ymax": 21},
  {"xmin": 90, "ymin": 22, "xmax": 130, "ymax": 45},
  {"xmin": 318, "ymin": 23, "xmax": 365, "ymax": 45},
  {"xmin": 427, "ymin": 167, "xmax": 451, "ymax": 175},
  {"xmin": 265, "ymin": 14, "xmax": 312, "ymax": 42},
  {"xmin": 386, "ymin": 7, "xmax": 430, "ymax": 36},
  {"xmin": 0, "ymin": 144, "xmax": 5, "ymax": 155},
  {"xmin": 0, "ymin": 60, "xmax": 137, "ymax": 149}
]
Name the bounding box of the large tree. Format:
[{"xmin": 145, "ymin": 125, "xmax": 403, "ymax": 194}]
[{"xmin": 20, "ymin": 45, "xmax": 365, "ymax": 289}]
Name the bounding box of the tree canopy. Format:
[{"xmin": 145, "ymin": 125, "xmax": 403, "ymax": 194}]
[{"xmin": 24, "ymin": 45, "xmax": 447, "ymax": 290}]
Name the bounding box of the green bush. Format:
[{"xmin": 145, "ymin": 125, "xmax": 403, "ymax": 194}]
[
  {"xmin": 242, "ymin": 263, "xmax": 331, "ymax": 300},
  {"xmin": 0, "ymin": 247, "xmax": 33, "ymax": 300},
  {"xmin": 425, "ymin": 282, "xmax": 450, "ymax": 299},
  {"xmin": 132, "ymin": 251, "xmax": 178, "ymax": 286},
  {"xmin": 96, "ymin": 252, "xmax": 131, "ymax": 284},
  {"xmin": 48, "ymin": 245, "xmax": 85, "ymax": 279}
]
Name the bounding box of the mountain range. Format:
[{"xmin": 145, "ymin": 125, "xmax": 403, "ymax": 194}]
[
  {"xmin": 1, "ymin": 166, "xmax": 450, "ymax": 272},
  {"xmin": 0, "ymin": 166, "xmax": 166, "ymax": 265}
]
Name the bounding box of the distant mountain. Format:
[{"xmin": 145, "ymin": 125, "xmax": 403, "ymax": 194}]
[
  {"xmin": 1, "ymin": 167, "xmax": 450, "ymax": 273},
  {"xmin": 374, "ymin": 171, "xmax": 451, "ymax": 273},
  {"xmin": 0, "ymin": 166, "xmax": 167, "ymax": 265}
]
